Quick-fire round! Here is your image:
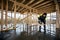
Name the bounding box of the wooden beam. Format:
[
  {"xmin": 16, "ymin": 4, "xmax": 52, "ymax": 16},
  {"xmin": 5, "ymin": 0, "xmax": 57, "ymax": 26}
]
[
  {"xmin": 9, "ymin": 0, "xmax": 39, "ymax": 13},
  {"xmin": 13, "ymin": 0, "xmax": 16, "ymax": 29},
  {"xmin": 37, "ymin": 3, "xmax": 53, "ymax": 9},
  {"xmin": 21, "ymin": 9, "xmax": 28, "ymax": 13},
  {"xmin": 30, "ymin": 0, "xmax": 44, "ymax": 7},
  {"xmin": 5, "ymin": 0, "xmax": 8, "ymax": 30},
  {"xmin": 1, "ymin": 0, "xmax": 3, "ymax": 31},
  {"xmin": 12, "ymin": 4, "xmax": 14, "ymax": 10},
  {"xmin": 18, "ymin": 13, "xmax": 32, "ymax": 23},
  {"xmin": 16, "ymin": 0, "xmax": 25, "ymax": 11},
  {"xmin": 34, "ymin": 1, "xmax": 52, "ymax": 8},
  {"xmin": 19, "ymin": 8, "xmax": 24, "ymax": 12},
  {"xmin": 19, "ymin": 0, "xmax": 34, "ymax": 12},
  {"xmin": 54, "ymin": 0, "xmax": 60, "ymax": 28},
  {"xmin": 26, "ymin": 0, "xmax": 34, "ymax": 5},
  {"xmin": 16, "ymin": 6, "xmax": 20, "ymax": 11},
  {"xmin": 21, "ymin": 0, "xmax": 25, "ymax": 3}
]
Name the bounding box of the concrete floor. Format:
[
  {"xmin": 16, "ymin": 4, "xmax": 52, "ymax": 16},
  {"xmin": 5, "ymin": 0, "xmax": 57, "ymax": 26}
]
[{"xmin": 0, "ymin": 29, "xmax": 56, "ymax": 40}]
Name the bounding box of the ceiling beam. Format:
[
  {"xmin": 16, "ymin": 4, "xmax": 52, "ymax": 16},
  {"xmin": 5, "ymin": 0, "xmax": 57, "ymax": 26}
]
[
  {"xmin": 26, "ymin": 0, "xmax": 34, "ymax": 5},
  {"xmin": 19, "ymin": 0, "xmax": 34, "ymax": 12},
  {"xmin": 34, "ymin": 0, "xmax": 52, "ymax": 8},
  {"xmin": 16, "ymin": 0, "xmax": 25, "ymax": 11},
  {"xmin": 21, "ymin": 0, "xmax": 25, "ymax": 3},
  {"xmin": 20, "ymin": 9, "xmax": 27, "ymax": 12},
  {"xmin": 30, "ymin": 0, "xmax": 44, "ymax": 7},
  {"xmin": 12, "ymin": 4, "xmax": 14, "ymax": 10},
  {"xmin": 16, "ymin": 6, "xmax": 20, "ymax": 11},
  {"xmin": 21, "ymin": 9, "xmax": 28, "ymax": 13},
  {"xmin": 9, "ymin": 0, "xmax": 39, "ymax": 13},
  {"xmin": 19, "ymin": 8, "xmax": 24, "ymax": 12},
  {"xmin": 19, "ymin": 13, "xmax": 32, "ymax": 22},
  {"xmin": 37, "ymin": 3, "xmax": 53, "ymax": 9}
]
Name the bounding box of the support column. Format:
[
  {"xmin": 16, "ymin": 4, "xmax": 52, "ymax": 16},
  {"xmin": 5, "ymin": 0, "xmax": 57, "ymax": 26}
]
[
  {"xmin": 13, "ymin": 0, "xmax": 16, "ymax": 30},
  {"xmin": 30, "ymin": 9, "xmax": 32, "ymax": 35},
  {"xmin": 54, "ymin": 0, "xmax": 60, "ymax": 28},
  {"xmin": 5, "ymin": 0, "xmax": 8, "ymax": 30},
  {"xmin": 54, "ymin": 0, "xmax": 60, "ymax": 39},
  {"xmin": 1, "ymin": 0, "xmax": 3, "ymax": 31}
]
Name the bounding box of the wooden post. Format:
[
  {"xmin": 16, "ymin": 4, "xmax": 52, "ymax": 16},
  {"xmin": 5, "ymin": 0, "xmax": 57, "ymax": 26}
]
[
  {"xmin": 23, "ymin": 14, "xmax": 24, "ymax": 31},
  {"xmin": 1, "ymin": 0, "xmax": 3, "ymax": 31},
  {"xmin": 5, "ymin": 0, "xmax": 8, "ymax": 30},
  {"xmin": 54, "ymin": 0, "xmax": 60, "ymax": 28},
  {"xmin": 13, "ymin": 0, "xmax": 16, "ymax": 30},
  {"xmin": 30, "ymin": 9, "xmax": 31, "ymax": 34}
]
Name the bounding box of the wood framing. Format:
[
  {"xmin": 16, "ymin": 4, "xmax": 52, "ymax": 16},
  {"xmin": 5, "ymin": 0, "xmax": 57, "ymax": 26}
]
[
  {"xmin": 21, "ymin": 0, "xmax": 25, "ymax": 3},
  {"xmin": 34, "ymin": 1, "xmax": 52, "ymax": 8},
  {"xmin": 13, "ymin": 0, "xmax": 16, "ymax": 29},
  {"xmin": 37, "ymin": 3, "xmax": 53, "ymax": 9},
  {"xmin": 19, "ymin": 8, "xmax": 24, "ymax": 12},
  {"xmin": 30, "ymin": 0, "xmax": 44, "ymax": 7},
  {"xmin": 54, "ymin": 0, "xmax": 60, "ymax": 28},
  {"xmin": 26, "ymin": 0, "xmax": 34, "ymax": 5},
  {"xmin": 9, "ymin": 0, "xmax": 39, "ymax": 13},
  {"xmin": 1, "ymin": 0, "xmax": 3, "ymax": 31},
  {"xmin": 5, "ymin": 0, "xmax": 8, "ymax": 30}
]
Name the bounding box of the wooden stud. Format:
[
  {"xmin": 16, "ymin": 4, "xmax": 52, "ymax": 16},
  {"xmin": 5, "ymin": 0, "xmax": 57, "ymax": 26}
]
[
  {"xmin": 13, "ymin": 0, "xmax": 16, "ymax": 29},
  {"xmin": 9, "ymin": 0, "xmax": 38, "ymax": 13},
  {"xmin": 26, "ymin": 0, "xmax": 34, "ymax": 5},
  {"xmin": 34, "ymin": 1, "xmax": 52, "ymax": 8},
  {"xmin": 30, "ymin": 0, "xmax": 44, "ymax": 7},
  {"xmin": 21, "ymin": 0, "xmax": 25, "ymax": 3},
  {"xmin": 19, "ymin": 8, "xmax": 24, "ymax": 12},
  {"xmin": 5, "ymin": 0, "xmax": 8, "ymax": 30},
  {"xmin": 54, "ymin": 0, "xmax": 60, "ymax": 28},
  {"xmin": 1, "ymin": 0, "xmax": 3, "ymax": 31},
  {"xmin": 37, "ymin": 3, "xmax": 53, "ymax": 9}
]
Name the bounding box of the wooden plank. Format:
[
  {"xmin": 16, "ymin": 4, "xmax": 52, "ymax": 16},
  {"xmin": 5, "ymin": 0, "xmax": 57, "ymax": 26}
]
[
  {"xmin": 13, "ymin": 0, "xmax": 16, "ymax": 29},
  {"xmin": 21, "ymin": 9, "xmax": 28, "ymax": 13},
  {"xmin": 19, "ymin": 8, "xmax": 24, "ymax": 12},
  {"xmin": 5, "ymin": 0, "xmax": 8, "ymax": 30},
  {"xmin": 16, "ymin": 0, "xmax": 25, "ymax": 11},
  {"xmin": 9, "ymin": 0, "xmax": 39, "ymax": 13},
  {"xmin": 18, "ymin": 13, "xmax": 32, "ymax": 23},
  {"xmin": 16, "ymin": 6, "xmax": 20, "ymax": 11},
  {"xmin": 21, "ymin": 0, "xmax": 25, "ymax": 3},
  {"xmin": 30, "ymin": 0, "xmax": 44, "ymax": 7},
  {"xmin": 26, "ymin": 0, "xmax": 34, "ymax": 5},
  {"xmin": 1, "ymin": 0, "xmax": 3, "ymax": 31},
  {"xmin": 37, "ymin": 3, "xmax": 52, "ymax": 9},
  {"xmin": 34, "ymin": 1, "xmax": 52, "ymax": 8},
  {"xmin": 19, "ymin": 0, "xmax": 34, "ymax": 13},
  {"xmin": 54, "ymin": 0, "xmax": 60, "ymax": 28}
]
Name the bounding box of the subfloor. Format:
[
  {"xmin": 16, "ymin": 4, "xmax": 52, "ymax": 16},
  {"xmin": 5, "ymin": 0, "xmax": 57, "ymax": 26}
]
[{"xmin": 0, "ymin": 29, "xmax": 56, "ymax": 40}]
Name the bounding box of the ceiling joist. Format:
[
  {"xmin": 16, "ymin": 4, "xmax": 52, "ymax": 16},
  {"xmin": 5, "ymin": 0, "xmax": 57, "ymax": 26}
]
[
  {"xmin": 9, "ymin": 0, "xmax": 39, "ymax": 13},
  {"xmin": 37, "ymin": 3, "xmax": 53, "ymax": 9},
  {"xmin": 30, "ymin": 0, "xmax": 44, "ymax": 7},
  {"xmin": 26, "ymin": 0, "xmax": 34, "ymax": 5},
  {"xmin": 34, "ymin": 0, "xmax": 52, "ymax": 8}
]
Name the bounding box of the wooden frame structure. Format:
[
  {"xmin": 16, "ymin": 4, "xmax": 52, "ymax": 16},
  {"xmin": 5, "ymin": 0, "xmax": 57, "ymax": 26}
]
[{"xmin": 0, "ymin": 0, "xmax": 60, "ymax": 33}]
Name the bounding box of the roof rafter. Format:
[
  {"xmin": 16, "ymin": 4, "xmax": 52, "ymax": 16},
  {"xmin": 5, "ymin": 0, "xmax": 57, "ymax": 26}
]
[
  {"xmin": 21, "ymin": 0, "xmax": 25, "ymax": 3},
  {"xmin": 19, "ymin": 8, "xmax": 24, "ymax": 12},
  {"xmin": 37, "ymin": 3, "xmax": 53, "ymax": 9},
  {"xmin": 30, "ymin": 0, "xmax": 44, "ymax": 7},
  {"xmin": 9, "ymin": 0, "xmax": 39, "ymax": 13},
  {"xmin": 34, "ymin": 0, "xmax": 52, "ymax": 8},
  {"xmin": 26, "ymin": 0, "xmax": 34, "ymax": 5},
  {"xmin": 16, "ymin": 0, "xmax": 25, "ymax": 11},
  {"xmin": 20, "ymin": 0, "xmax": 35, "ymax": 12}
]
